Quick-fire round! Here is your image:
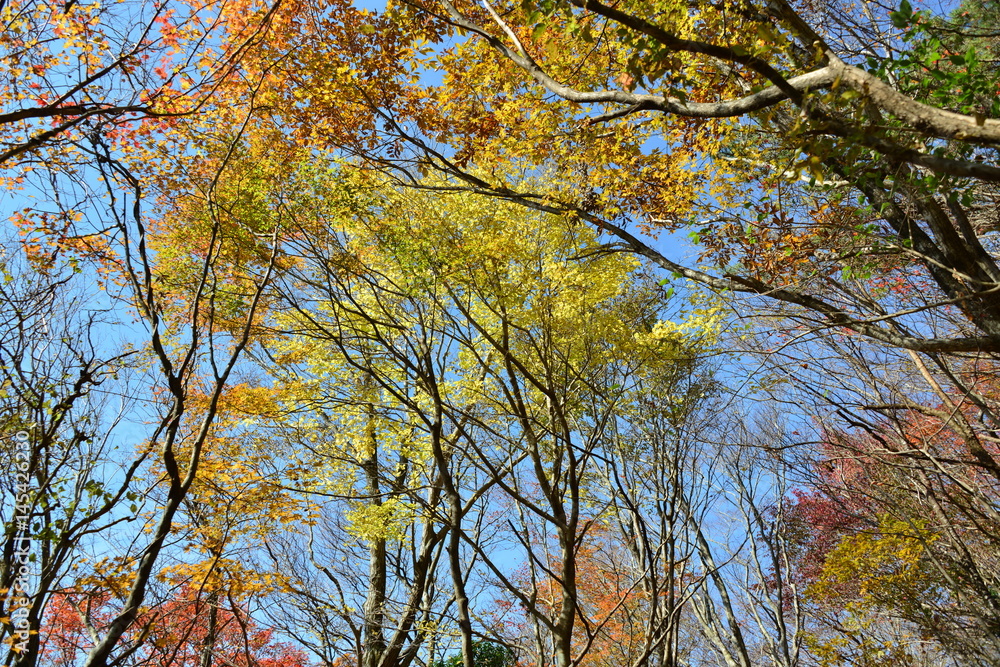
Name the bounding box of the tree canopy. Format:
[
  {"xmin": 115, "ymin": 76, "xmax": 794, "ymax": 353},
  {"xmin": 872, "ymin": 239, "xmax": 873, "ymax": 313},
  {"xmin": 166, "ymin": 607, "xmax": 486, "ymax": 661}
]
[{"xmin": 4, "ymin": 0, "xmax": 1000, "ymax": 666}]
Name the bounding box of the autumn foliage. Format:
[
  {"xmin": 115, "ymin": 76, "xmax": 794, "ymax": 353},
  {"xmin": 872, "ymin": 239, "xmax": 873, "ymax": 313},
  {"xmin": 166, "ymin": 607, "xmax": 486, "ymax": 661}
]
[
  {"xmin": 7, "ymin": 0, "xmax": 1000, "ymax": 666},
  {"xmin": 41, "ymin": 589, "xmax": 311, "ymax": 667}
]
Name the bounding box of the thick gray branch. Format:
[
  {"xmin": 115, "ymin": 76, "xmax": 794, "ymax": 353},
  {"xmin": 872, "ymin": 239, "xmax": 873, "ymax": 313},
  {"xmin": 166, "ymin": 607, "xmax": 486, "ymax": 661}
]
[{"xmin": 829, "ymin": 56, "xmax": 1000, "ymax": 145}]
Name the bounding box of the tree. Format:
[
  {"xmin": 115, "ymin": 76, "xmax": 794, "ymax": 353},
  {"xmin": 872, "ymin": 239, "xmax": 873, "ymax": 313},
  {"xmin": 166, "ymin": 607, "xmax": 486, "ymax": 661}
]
[
  {"xmin": 0, "ymin": 58, "xmax": 291, "ymax": 666},
  {"xmin": 0, "ymin": 0, "xmax": 287, "ymax": 169},
  {"xmin": 434, "ymin": 642, "xmax": 515, "ymax": 667},
  {"xmin": 16, "ymin": 0, "xmax": 1000, "ymax": 665},
  {"xmin": 779, "ymin": 412, "xmax": 1000, "ymax": 665},
  {"xmin": 206, "ymin": 13, "xmax": 1000, "ymax": 633},
  {"xmin": 227, "ymin": 0, "xmax": 1000, "ymax": 350},
  {"xmin": 0, "ymin": 230, "xmax": 143, "ymax": 667},
  {"xmin": 39, "ymin": 587, "xmax": 312, "ymax": 667},
  {"xmin": 229, "ymin": 169, "xmax": 724, "ymax": 667}
]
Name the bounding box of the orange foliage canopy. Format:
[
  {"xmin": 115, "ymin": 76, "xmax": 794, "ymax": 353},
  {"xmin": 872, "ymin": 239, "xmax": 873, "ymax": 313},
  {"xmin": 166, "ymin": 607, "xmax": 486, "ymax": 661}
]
[{"xmin": 41, "ymin": 588, "xmax": 312, "ymax": 667}]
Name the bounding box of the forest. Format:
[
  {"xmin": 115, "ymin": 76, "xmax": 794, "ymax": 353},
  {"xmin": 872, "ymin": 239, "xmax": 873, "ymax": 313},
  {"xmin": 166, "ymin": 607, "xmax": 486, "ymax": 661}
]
[{"xmin": 2, "ymin": 0, "xmax": 1000, "ymax": 665}]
